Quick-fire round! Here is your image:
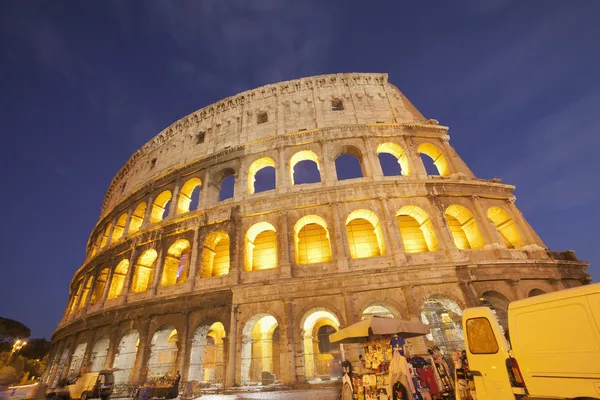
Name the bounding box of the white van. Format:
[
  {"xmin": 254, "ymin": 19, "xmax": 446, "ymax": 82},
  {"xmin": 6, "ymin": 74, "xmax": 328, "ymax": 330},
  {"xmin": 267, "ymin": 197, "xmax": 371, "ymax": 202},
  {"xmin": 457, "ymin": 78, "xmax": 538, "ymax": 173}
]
[{"xmin": 463, "ymin": 283, "xmax": 600, "ymax": 399}]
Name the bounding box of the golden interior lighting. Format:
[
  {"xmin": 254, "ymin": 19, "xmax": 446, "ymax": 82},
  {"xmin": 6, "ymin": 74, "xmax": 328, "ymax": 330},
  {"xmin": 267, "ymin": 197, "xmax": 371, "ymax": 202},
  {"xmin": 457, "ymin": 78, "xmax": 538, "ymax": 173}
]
[
  {"xmin": 108, "ymin": 259, "xmax": 129, "ymax": 299},
  {"xmin": 150, "ymin": 190, "xmax": 172, "ymax": 223},
  {"xmin": 161, "ymin": 239, "xmax": 191, "ymax": 286},
  {"xmin": 294, "ymin": 215, "xmax": 332, "ymax": 265},
  {"xmin": 302, "ymin": 310, "xmax": 340, "ymax": 379},
  {"xmin": 131, "ymin": 249, "xmax": 158, "ymax": 293},
  {"xmin": 68, "ymin": 280, "xmax": 83, "ymax": 314},
  {"xmin": 78, "ymin": 276, "xmax": 93, "ymax": 310},
  {"xmin": 251, "ymin": 316, "xmax": 278, "ymax": 375},
  {"xmin": 487, "ymin": 206, "xmax": 524, "ymax": 249},
  {"xmin": 248, "ymin": 157, "xmax": 276, "ymax": 194},
  {"xmin": 99, "ymin": 224, "xmax": 112, "ymax": 249},
  {"xmin": 245, "ymin": 222, "xmax": 278, "ymax": 271},
  {"xmin": 200, "ymin": 230, "xmax": 230, "ymax": 278},
  {"xmin": 177, "ymin": 178, "xmax": 201, "ymax": 214},
  {"xmin": 290, "ymin": 150, "xmax": 321, "ymax": 185},
  {"xmin": 91, "ymin": 268, "xmax": 109, "ymax": 304},
  {"xmin": 129, "ymin": 202, "xmax": 146, "ymax": 234},
  {"xmin": 396, "ymin": 205, "xmax": 438, "ymax": 253},
  {"xmin": 445, "ymin": 204, "xmax": 484, "ymax": 249},
  {"xmin": 345, "ymin": 209, "xmax": 386, "ymax": 259},
  {"xmin": 111, "ymin": 213, "xmax": 128, "ymax": 242},
  {"xmin": 417, "ymin": 143, "xmax": 450, "ymax": 176},
  {"xmin": 376, "ymin": 142, "xmax": 411, "ymax": 176}
]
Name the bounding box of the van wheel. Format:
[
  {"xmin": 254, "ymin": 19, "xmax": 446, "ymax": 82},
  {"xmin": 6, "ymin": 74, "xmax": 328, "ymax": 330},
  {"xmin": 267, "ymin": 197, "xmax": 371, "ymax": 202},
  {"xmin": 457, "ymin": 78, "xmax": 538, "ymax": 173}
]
[{"xmin": 80, "ymin": 393, "xmax": 87, "ymax": 400}]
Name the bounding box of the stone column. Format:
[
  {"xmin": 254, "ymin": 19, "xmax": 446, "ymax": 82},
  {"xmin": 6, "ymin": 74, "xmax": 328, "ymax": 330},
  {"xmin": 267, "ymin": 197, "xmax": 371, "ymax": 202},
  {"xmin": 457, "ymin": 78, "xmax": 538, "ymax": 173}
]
[
  {"xmin": 277, "ymin": 146, "xmax": 290, "ymax": 192},
  {"xmin": 549, "ymin": 278, "xmax": 565, "ymax": 292},
  {"xmin": 282, "ymin": 300, "xmax": 297, "ymax": 385},
  {"xmin": 319, "ymin": 140, "xmax": 332, "ymax": 184},
  {"xmin": 380, "ymin": 197, "xmax": 407, "ymax": 265},
  {"xmin": 457, "ymin": 281, "xmax": 480, "ymax": 307},
  {"xmin": 363, "ymin": 137, "xmax": 382, "ymax": 179},
  {"xmin": 151, "ymin": 242, "xmax": 166, "ymax": 295},
  {"xmin": 199, "ymin": 170, "xmax": 211, "ymax": 208},
  {"xmin": 225, "ymin": 305, "xmax": 238, "ymax": 387},
  {"xmin": 439, "ymin": 137, "xmax": 459, "ymax": 174},
  {"xmin": 120, "ymin": 246, "xmax": 138, "ymax": 303},
  {"xmin": 105, "ymin": 216, "xmax": 117, "ymax": 247},
  {"xmin": 103, "ymin": 330, "xmax": 120, "ymax": 370},
  {"xmin": 168, "ymin": 183, "xmax": 181, "ymax": 218},
  {"xmin": 176, "ymin": 313, "xmax": 190, "ymax": 379},
  {"xmin": 187, "ymin": 227, "xmax": 201, "ymax": 291},
  {"xmin": 401, "ymin": 286, "xmax": 419, "ymax": 319},
  {"xmin": 330, "ymin": 203, "xmax": 349, "ymax": 271},
  {"xmin": 80, "ymin": 331, "xmax": 97, "ymax": 374},
  {"xmin": 100, "ymin": 267, "xmax": 115, "ymax": 307},
  {"xmin": 426, "ymin": 195, "xmax": 454, "ymax": 251},
  {"xmin": 508, "ymin": 279, "xmax": 524, "ymax": 300},
  {"xmin": 142, "ymin": 194, "xmax": 155, "ymax": 228},
  {"xmin": 404, "ymin": 136, "xmax": 428, "ymax": 178},
  {"xmin": 470, "ymin": 196, "xmax": 502, "ymax": 247},
  {"xmin": 131, "ymin": 321, "xmax": 151, "ymax": 384},
  {"xmin": 122, "ymin": 207, "xmax": 135, "ymax": 237},
  {"xmin": 505, "ymin": 197, "xmax": 541, "ymax": 247},
  {"xmin": 279, "ymin": 211, "xmax": 292, "ymax": 278}
]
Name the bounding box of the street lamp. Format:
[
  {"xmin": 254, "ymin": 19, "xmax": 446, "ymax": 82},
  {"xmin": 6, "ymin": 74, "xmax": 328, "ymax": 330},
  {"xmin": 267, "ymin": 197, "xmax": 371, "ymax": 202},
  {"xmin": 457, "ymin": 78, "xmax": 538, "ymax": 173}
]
[{"xmin": 7, "ymin": 339, "xmax": 27, "ymax": 364}]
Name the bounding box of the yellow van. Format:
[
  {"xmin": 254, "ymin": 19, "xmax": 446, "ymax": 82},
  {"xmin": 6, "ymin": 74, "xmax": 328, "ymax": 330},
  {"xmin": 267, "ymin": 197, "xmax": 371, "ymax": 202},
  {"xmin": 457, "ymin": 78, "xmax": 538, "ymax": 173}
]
[{"xmin": 463, "ymin": 283, "xmax": 600, "ymax": 400}]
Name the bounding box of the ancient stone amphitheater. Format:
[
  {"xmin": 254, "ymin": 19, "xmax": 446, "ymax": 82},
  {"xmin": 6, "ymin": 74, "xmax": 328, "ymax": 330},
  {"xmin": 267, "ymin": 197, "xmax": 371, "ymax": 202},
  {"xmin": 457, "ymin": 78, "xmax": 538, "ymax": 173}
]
[{"xmin": 44, "ymin": 73, "xmax": 590, "ymax": 392}]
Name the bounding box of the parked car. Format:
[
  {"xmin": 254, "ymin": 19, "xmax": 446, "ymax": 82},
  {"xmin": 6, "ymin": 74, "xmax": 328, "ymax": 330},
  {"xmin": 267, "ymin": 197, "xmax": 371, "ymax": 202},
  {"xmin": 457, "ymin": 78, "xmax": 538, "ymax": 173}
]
[{"xmin": 46, "ymin": 371, "xmax": 113, "ymax": 400}]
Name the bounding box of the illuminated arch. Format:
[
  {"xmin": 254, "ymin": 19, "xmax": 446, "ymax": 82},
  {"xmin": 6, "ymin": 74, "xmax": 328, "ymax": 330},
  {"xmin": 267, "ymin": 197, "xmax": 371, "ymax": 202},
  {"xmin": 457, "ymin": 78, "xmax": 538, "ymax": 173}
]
[
  {"xmin": 78, "ymin": 276, "xmax": 93, "ymax": 310},
  {"xmin": 188, "ymin": 322, "xmax": 226, "ymax": 384},
  {"xmin": 290, "ymin": 150, "xmax": 321, "ymax": 185},
  {"xmin": 301, "ymin": 309, "xmax": 341, "ymax": 380},
  {"xmin": 131, "ymin": 249, "xmax": 158, "ymax": 293},
  {"xmin": 376, "ymin": 142, "xmax": 411, "ymax": 176},
  {"xmin": 445, "ymin": 205, "xmax": 485, "ymax": 249},
  {"xmin": 112, "ymin": 330, "xmax": 139, "ymax": 384},
  {"xmin": 241, "ymin": 314, "xmax": 279, "ymax": 384},
  {"xmin": 200, "ymin": 230, "xmax": 231, "ymax": 278},
  {"xmin": 150, "ymin": 190, "xmax": 172, "ymax": 223},
  {"xmin": 99, "ymin": 224, "xmax": 112, "ymax": 249},
  {"xmin": 245, "ymin": 222, "xmax": 278, "ymax": 271},
  {"xmin": 396, "ymin": 205, "xmax": 438, "ymax": 253},
  {"xmin": 334, "ymin": 145, "xmax": 365, "ymax": 180},
  {"xmin": 418, "ymin": 143, "xmax": 450, "ymax": 176},
  {"xmin": 111, "ymin": 213, "xmax": 128, "ymax": 242},
  {"xmin": 248, "ymin": 157, "xmax": 276, "ymax": 194},
  {"xmin": 161, "ymin": 239, "xmax": 191, "ymax": 286},
  {"xmin": 487, "ymin": 206, "xmax": 524, "ymax": 249},
  {"xmin": 345, "ymin": 209, "xmax": 386, "ymax": 259},
  {"xmin": 213, "ymin": 168, "xmax": 236, "ymax": 201},
  {"xmin": 177, "ymin": 177, "xmax": 202, "ymax": 214},
  {"xmin": 148, "ymin": 326, "xmax": 178, "ymax": 378},
  {"xmin": 90, "ymin": 268, "xmax": 109, "ymax": 305},
  {"xmin": 108, "ymin": 259, "xmax": 129, "ymax": 299},
  {"xmin": 421, "ymin": 297, "xmax": 464, "ymax": 353},
  {"xmin": 129, "ymin": 202, "xmax": 146, "ymax": 234},
  {"xmin": 361, "ymin": 303, "xmax": 399, "ymax": 319},
  {"xmin": 68, "ymin": 279, "xmax": 83, "ymax": 315},
  {"xmin": 294, "ymin": 215, "xmax": 332, "ymax": 265}
]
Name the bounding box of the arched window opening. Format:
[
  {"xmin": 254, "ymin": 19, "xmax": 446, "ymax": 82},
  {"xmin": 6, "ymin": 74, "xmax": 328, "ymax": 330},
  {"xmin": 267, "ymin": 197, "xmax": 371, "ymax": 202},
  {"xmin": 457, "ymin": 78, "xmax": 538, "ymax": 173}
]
[
  {"xmin": 177, "ymin": 178, "xmax": 202, "ymax": 214},
  {"xmin": 131, "ymin": 249, "xmax": 158, "ymax": 293},
  {"xmin": 90, "ymin": 235, "xmax": 101, "ymax": 257},
  {"xmin": 241, "ymin": 315, "xmax": 279, "ymax": 385},
  {"xmin": 361, "ymin": 304, "xmax": 397, "ymax": 319},
  {"xmin": 108, "ymin": 259, "xmax": 129, "ymax": 299},
  {"xmin": 396, "ymin": 206, "xmax": 438, "ymax": 253},
  {"xmin": 188, "ymin": 322, "xmax": 226, "ymax": 385},
  {"xmin": 480, "ymin": 291, "xmax": 510, "ymax": 330},
  {"xmin": 78, "ymin": 276, "xmax": 93, "ymax": 310},
  {"xmin": 420, "ymin": 297, "xmax": 464, "ymax": 355},
  {"xmin": 129, "ymin": 202, "xmax": 146, "ymax": 234},
  {"xmin": 68, "ymin": 279, "xmax": 83, "ymax": 315},
  {"xmin": 290, "ymin": 150, "xmax": 321, "ymax": 185},
  {"xmin": 52, "ymin": 347, "xmax": 72, "ymax": 387},
  {"xmin": 302, "ymin": 309, "xmax": 342, "ymax": 381},
  {"xmin": 418, "ymin": 143, "xmax": 450, "ymax": 176},
  {"xmin": 90, "ymin": 336, "xmax": 110, "ymax": 372},
  {"xmin": 68, "ymin": 343, "xmax": 87, "ymax": 376},
  {"xmin": 245, "ymin": 222, "xmax": 278, "ymax": 271},
  {"xmin": 112, "ymin": 330, "xmax": 139, "ymax": 385},
  {"xmin": 91, "ymin": 268, "xmax": 109, "ymax": 305},
  {"xmin": 376, "ymin": 142, "xmax": 411, "ymax": 176},
  {"xmin": 200, "ymin": 231, "xmax": 231, "ymax": 278},
  {"xmin": 529, "ymin": 288, "xmax": 546, "ymax": 297},
  {"xmin": 100, "ymin": 224, "xmax": 112, "ymax": 249},
  {"xmin": 445, "ymin": 205, "xmax": 484, "ymax": 250},
  {"xmin": 150, "ymin": 190, "xmax": 172, "ymax": 223},
  {"xmin": 161, "ymin": 239, "xmax": 191, "ymax": 286},
  {"xmin": 248, "ymin": 157, "xmax": 276, "ymax": 194},
  {"xmin": 112, "ymin": 213, "xmax": 128, "ymax": 242},
  {"xmin": 148, "ymin": 327, "xmax": 178, "ymax": 378},
  {"xmin": 335, "ymin": 154, "xmax": 363, "ymax": 180},
  {"xmin": 487, "ymin": 206, "xmax": 524, "ymax": 249},
  {"xmin": 294, "ymin": 215, "xmax": 332, "ymax": 265},
  {"xmin": 345, "ymin": 209, "xmax": 386, "ymax": 259}
]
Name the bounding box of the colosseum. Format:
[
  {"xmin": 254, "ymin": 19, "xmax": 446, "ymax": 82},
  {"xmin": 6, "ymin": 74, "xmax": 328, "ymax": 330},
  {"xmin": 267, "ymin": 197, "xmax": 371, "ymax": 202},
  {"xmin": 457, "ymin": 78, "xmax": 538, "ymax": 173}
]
[{"xmin": 44, "ymin": 72, "xmax": 590, "ymax": 393}]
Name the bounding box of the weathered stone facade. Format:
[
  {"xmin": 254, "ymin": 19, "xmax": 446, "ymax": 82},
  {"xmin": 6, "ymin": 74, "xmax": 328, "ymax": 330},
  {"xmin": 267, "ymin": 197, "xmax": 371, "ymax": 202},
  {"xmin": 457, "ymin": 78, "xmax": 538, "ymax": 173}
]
[{"xmin": 44, "ymin": 73, "xmax": 590, "ymax": 390}]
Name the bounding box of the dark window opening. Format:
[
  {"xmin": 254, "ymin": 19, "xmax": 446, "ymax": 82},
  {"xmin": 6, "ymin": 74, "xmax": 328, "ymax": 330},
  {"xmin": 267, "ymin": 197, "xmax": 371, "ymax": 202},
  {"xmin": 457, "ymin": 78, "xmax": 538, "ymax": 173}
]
[
  {"xmin": 257, "ymin": 112, "xmax": 268, "ymax": 124},
  {"xmin": 331, "ymin": 99, "xmax": 344, "ymax": 111},
  {"xmin": 150, "ymin": 158, "xmax": 157, "ymax": 169},
  {"xmin": 219, "ymin": 175, "xmax": 235, "ymax": 201},
  {"xmin": 379, "ymin": 153, "xmax": 403, "ymax": 176},
  {"xmin": 335, "ymin": 154, "xmax": 363, "ymax": 180},
  {"xmin": 293, "ymin": 160, "xmax": 321, "ymax": 184},
  {"xmin": 254, "ymin": 166, "xmax": 276, "ymax": 193},
  {"xmin": 420, "ymin": 154, "xmax": 439, "ymax": 175},
  {"xmin": 317, "ymin": 325, "xmax": 337, "ymax": 354},
  {"xmin": 195, "ymin": 131, "xmax": 205, "ymax": 144}
]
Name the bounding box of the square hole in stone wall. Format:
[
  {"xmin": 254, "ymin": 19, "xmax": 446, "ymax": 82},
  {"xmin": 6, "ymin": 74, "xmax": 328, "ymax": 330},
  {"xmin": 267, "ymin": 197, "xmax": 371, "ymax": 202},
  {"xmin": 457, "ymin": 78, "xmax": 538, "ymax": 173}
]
[
  {"xmin": 196, "ymin": 131, "xmax": 205, "ymax": 144},
  {"xmin": 331, "ymin": 99, "xmax": 344, "ymax": 111},
  {"xmin": 257, "ymin": 112, "xmax": 268, "ymax": 124},
  {"xmin": 150, "ymin": 158, "xmax": 157, "ymax": 169}
]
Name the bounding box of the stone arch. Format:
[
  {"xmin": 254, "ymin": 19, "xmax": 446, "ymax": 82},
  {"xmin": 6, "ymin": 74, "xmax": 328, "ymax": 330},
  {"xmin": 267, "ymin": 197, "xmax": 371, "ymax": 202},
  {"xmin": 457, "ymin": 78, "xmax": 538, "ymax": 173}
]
[
  {"xmin": 376, "ymin": 142, "xmax": 411, "ymax": 176},
  {"xmin": 112, "ymin": 213, "xmax": 128, "ymax": 242},
  {"xmin": 90, "ymin": 268, "xmax": 109, "ymax": 305},
  {"xmin": 334, "ymin": 145, "xmax": 365, "ymax": 180},
  {"xmin": 78, "ymin": 276, "xmax": 93, "ymax": 310},
  {"xmin": 131, "ymin": 249, "xmax": 158, "ymax": 293},
  {"xmin": 396, "ymin": 205, "xmax": 438, "ymax": 253},
  {"xmin": 67, "ymin": 279, "xmax": 84, "ymax": 315},
  {"xmin": 112, "ymin": 329, "xmax": 139, "ymax": 384},
  {"xmin": 528, "ymin": 288, "xmax": 546, "ymax": 297},
  {"xmin": 52, "ymin": 343, "xmax": 72, "ymax": 386},
  {"xmin": 360, "ymin": 302, "xmax": 402, "ymax": 319},
  {"xmin": 188, "ymin": 322, "xmax": 226, "ymax": 385},
  {"xmin": 345, "ymin": 209, "xmax": 386, "ymax": 259},
  {"xmin": 129, "ymin": 202, "xmax": 147, "ymax": 234},
  {"xmin": 212, "ymin": 167, "xmax": 236, "ymax": 202},
  {"xmin": 487, "ymin": 206, "xmax": 524, "ymax": 249},
  {"xmin": 89, "ymin": 335, "xmax": 110, "ymax": 372},
  {"xmin": 248, "ymin": 157, "xmax": 276, "ymax": 194},
  {"xmin": 240, "ymin": 314, "xmax": 280, "ymax": 385},
  {"xmin": 300, "ymin": 308, "xmax": 342, "ymax": 381},
  {"xmin": 99, "ymin": 224, "xmax": 112, "ymax": 249},
  {"xmin": 420, "ymin": 296, "xmax": 464, "ymax": 354},
  {"xmin": 107, "ymin": 259, "xmax": 129, "ymax": 299},
  {"xmin": 177, "ymin": 177, "xmax": 202, "ymax": 214},
  {"xmin": 150, "ymin": 190, "xmax": 172, "ymax": 223},
  {"xmin": 68, "ymin": 342, "xmax": 88, "ymax": 376},
  {"xmin": 293, "ymin": 215, "xmax": 332, "ymax": 265},
  {"xmin": 418, "ymin": 143, "xmax": 450, "ymax": 176},
  {"xmin": 147, "ymin": 326, "xmax": 179, "ymax": 378},
  {"xmin": 245, "ymin": 222, "xmax": 278, "ymax": 271},
  {"xmin": 480, "ymin": 291, "xmax": 511, "ymax": 330},
  {"xmin": 161, "ymin": 239, "xmax": 192, "ymax": 286},
  {"xmin": 290, "ymin": 150, "xmax": 321, "ymax": 185},
  {"xmin": 200, "ymin": 230, "xmax": 231, "ymax": 278},
  {"xmin": 445, "ymin": 204, "xmax": 484, "ymax": 249}
]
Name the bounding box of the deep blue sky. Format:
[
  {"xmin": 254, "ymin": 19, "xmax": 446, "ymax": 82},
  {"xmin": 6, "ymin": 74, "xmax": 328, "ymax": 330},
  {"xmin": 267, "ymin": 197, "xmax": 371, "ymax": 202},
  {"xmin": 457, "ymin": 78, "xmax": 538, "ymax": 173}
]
[{"xmin": 1, "ymin": 1, "xmax": 599, "ymax": 339}]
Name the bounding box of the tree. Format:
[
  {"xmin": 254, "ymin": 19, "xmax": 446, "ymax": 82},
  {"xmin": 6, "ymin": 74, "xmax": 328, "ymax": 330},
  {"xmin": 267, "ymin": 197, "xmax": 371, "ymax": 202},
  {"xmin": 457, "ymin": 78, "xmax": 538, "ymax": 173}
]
[
  {"xmin": 19, "ymin": 338, "xmax": 51, "ymax": 360},
  {"xmin": 0, "ymin": 317, "xmax": 31, "ymax": 347}
]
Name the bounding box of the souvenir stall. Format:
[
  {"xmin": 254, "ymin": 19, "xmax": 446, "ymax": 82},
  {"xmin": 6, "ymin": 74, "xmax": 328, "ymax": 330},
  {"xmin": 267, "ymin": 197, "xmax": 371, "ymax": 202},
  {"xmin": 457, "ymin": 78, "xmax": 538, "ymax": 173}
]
[{"xmin": 330, "ymin": 316, "xmax": 461, "ymax": 400}]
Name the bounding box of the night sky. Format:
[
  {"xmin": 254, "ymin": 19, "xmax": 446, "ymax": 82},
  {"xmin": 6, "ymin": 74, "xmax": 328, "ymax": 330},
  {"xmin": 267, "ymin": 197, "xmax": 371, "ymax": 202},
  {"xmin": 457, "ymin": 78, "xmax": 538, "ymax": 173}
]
[{"xmin": 1, "ymin": 1, "xmax": 599, "ymax": 339}]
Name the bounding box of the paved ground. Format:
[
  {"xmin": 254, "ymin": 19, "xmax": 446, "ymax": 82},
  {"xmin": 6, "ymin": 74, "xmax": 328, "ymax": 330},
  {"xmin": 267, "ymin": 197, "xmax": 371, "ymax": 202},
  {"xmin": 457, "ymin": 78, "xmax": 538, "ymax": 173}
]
[{"xmin": 196, "ymin": 388, "xmax": 340, "ymax": 399}]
